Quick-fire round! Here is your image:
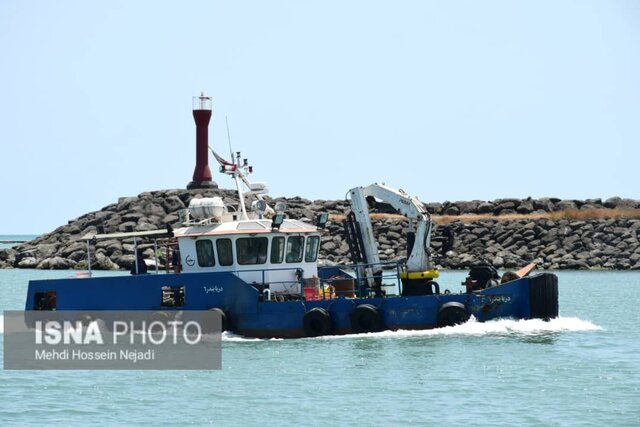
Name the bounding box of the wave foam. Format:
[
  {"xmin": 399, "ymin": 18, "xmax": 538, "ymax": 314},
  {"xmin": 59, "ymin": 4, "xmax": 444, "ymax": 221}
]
[
  {"xmin": 0, "ymin": 316, "xmax": 602, "ymax": 340},
  {"xmin": 221, "ymin": 316, "xmax": 602, "ymax": 342},
  {"xmin": 316, "ymin": 316, "xmax": 602, "ymax": 340},
  {"xmin": 221, "ymin": 331, "xmax": 283, "ymax": 342}
]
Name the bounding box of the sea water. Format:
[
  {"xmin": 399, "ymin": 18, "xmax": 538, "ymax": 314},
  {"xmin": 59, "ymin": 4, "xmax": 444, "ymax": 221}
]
[
  {"xmin": 0, "ymin": 235, "xmax": 34, "ymax": 250},
  {"xmin": 0, "ymin": 247, "xmax": 639, "ymax": 425}
]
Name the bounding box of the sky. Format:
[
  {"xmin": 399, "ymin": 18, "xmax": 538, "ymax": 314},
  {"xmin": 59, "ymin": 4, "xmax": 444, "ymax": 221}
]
[{"xmin": 1, "ymin": 0, "xmax": 639, "ymax": 234}]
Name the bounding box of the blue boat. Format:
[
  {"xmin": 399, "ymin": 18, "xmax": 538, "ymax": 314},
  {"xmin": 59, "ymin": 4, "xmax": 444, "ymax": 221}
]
[{"xmin": 24, "ymin": 151, "xmax": 558, "ymax": 338}]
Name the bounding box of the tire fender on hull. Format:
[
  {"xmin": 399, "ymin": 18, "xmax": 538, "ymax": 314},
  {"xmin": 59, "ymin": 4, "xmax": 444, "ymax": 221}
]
[
  {"xmin": 437, "ymin": 302, "xmax": 470, "ymax": 328},
  {"xmin": 208, "ymin": 307, "xmax": 228, "ymax": 333},
  {"xmin": 303, "ymin": 307, "xmax": 332, "ymax": 337},
  {"xmin": 529, "ymin": 273, "xmax": 559, "ymax": 321},
  {"xmin": 350, "ymin": 304, "xmax": 383, "ymax": 334}
]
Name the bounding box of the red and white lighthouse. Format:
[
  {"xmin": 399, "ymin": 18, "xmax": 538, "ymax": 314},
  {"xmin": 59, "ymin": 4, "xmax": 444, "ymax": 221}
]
[{"xmin": 187, "ymin": 93, "xmax": 218, "ymax": 189}]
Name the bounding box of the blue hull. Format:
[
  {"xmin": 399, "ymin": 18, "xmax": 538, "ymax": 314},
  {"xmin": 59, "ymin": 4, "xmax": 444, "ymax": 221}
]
[{"xmin": 25, "ymin": 271, "xmax": 559, "ymax": 338}]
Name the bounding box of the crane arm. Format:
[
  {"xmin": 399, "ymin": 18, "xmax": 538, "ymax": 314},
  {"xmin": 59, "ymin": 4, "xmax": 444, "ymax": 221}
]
[{"xmin": 348, "ymin": 183, "xmax": 433, "ymax": 275}]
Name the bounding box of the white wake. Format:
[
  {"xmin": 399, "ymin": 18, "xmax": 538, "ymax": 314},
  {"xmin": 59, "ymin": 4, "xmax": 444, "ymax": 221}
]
[
  {"xmin": 1, "ymin": 315, "xmax": 602, "ymax": 340},
  {"xmin": 221, "ymin": 316, "xmax": 602, "ymax": 342},
  {"xmin": 331, "ymin": 316, "xmax": 600, "ymax": 340}
]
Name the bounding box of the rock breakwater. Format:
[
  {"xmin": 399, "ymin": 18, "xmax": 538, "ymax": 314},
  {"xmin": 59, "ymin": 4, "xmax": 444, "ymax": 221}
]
[{"xmin": 1, "ymin": 190, "xmax": 639, "ymax": 271}]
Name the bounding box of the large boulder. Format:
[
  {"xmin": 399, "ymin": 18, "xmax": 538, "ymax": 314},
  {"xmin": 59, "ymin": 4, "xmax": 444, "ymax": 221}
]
[
  {"xmin": 0, "ymin": 248, "xmax": 16, "ymax": 262},
  {"xmin": 162, "ymin": 195, "xmax": 185, "ymax": 213},
  {"xmin": 443, "ymin": 205, "xmax": 460, "ymax": 216},
  {"xmin": 477, "ymin": 202, "xmax": 495, "ymax": 214},
  {"xmin": 117, "ymin": 196, "xmax": 139, "ymax": 211},
  {"xmin": 454, "ymin": 201, "xmax": 480, "ymax": 215},
  {"xmin": 93, "ymin": 253, "xmax": 119, "ymax": 270},
  {"xmin": 141, "ymin": 202, "xmax": 167, "ymax": 217},
  {"xmin": 28, "ymin": 243, "xmax": 59, "ymax": 260},
  {"xmin": 516, "ymin": 200, "xmax": 534, "ymax": 214},
  {"xmin": 115, "ymin": 254, "xmax": 136, "ymax": 270},
  {"xmin": 494, "ymin": 199, "xmax": 521, "ymax": 215},
  {"xmin": 424, "ymin": 202, "xmax": 443, "ymax": 214},
  {"xmin": 61, "ymin": 242, "xmax": 87, "ymax": 257},
  {"xmin": 37, "ymin": 256, "xmax": 77, "ymax": 270},
  {"xmin": 533, "ymin": 198, "xmax": 557, "ymax": 212},
  {"xmin": 603, "ymin": 197, "xmax": 621, "ymax": 209},
  {"xmin": 17, "ymin": 256, "xmax": 39, "ymax": 268},
  {"xmin": 556, "ymin": 200, "xmax": 578, "ymax": 211}
]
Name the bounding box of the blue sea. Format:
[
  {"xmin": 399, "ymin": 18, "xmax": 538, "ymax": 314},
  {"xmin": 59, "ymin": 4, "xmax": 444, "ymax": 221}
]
[{"xmin": 1, "ymin": 235, "xmax": 639, "ymax": 426}]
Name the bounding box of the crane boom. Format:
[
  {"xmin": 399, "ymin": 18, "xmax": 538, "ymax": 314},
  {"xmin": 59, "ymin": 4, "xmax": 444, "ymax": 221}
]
[{"xmin": 347, "ymin": 183, "xmax": 437, "ymax": 292}]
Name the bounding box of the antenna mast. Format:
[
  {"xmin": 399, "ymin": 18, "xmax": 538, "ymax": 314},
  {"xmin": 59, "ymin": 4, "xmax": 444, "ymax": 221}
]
[{"xmin": 225, "ymin": 116, "xmax": 234, "ymax": 161}]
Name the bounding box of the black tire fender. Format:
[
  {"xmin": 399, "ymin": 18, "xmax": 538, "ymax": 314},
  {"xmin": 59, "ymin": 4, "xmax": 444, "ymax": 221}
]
[
  {"xmin": 208, "ymin": 307, "xmax": 228, "ymax": 333},
  {"xmin": 303, "ymin": 307, "xmax": 332, "ymax": 337},
  {"xmin": 75, "ymin": 311, "xmax": 94, "ymax": 326},
  {"xmin": 437, "ymin": 302, "xmax": 470, "ymax": 327},
  {"xmin": 350, "ymin": 304, "xmax": 383, "ymax": 334},
  {"xmin": 137, "ymin": 311, "xmax": 172, "ymax": 336}
]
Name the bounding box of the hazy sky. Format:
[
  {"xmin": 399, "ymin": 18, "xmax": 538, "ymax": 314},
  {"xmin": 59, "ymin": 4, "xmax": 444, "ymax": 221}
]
[{"xmin": 1, "ymin": 0, "xmax": 639, "ymax": 234}]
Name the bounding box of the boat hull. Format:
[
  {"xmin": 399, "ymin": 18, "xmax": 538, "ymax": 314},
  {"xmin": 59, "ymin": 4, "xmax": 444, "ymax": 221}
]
[{"xmin": 25, "ymin": 272, "xmax": 558, "ymax": 339}]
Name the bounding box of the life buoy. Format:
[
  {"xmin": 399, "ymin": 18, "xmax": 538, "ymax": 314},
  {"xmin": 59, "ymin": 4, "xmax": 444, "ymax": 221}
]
[
  {"xmin": 350, "ymin": 304, "xmax": 382, "ymax": 334},
  {"xmin": 436, "ymin": 302, "xmax": 470, "ymax": 327},
  {"xmin": 302, "ymin": 308, "xmax": 332, "ymax": 337},
  {"xmin": 208, "ymin": 308, "xmax": 228, "ymax": 332}
]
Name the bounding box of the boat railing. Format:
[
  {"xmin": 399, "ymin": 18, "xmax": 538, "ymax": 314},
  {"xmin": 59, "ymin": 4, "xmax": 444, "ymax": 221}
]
[
  {"xmin": 232, "ymin": 266, "xmax": 309, "ymax": 302},
  {"xmin": 231, "ymin": 261, "xmax": 403, "ymax": 301},
  {"xmin": 318, "ymin": 260, "xmax": 403, "ymax": 298},
  {"xmin": 80, "ymin": 229, "xmax": 176, "ymax": 277}
]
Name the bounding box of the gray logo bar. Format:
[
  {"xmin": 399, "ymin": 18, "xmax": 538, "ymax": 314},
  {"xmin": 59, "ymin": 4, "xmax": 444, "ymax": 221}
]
[{"xmin": 3, "ymin": 311, "xmax": 221, "ymax": 370}]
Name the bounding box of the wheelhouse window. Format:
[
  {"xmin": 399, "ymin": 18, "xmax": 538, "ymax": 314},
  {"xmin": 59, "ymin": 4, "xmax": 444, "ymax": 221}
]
[
  {"xmin": 216, "ymin": 238, "xmax": 233, "ymax": 266},
  {"xmin": 286, "ymin": 236, "xmax": 305, "ymax": 263},
  {"xmin": 236, "ymin": 237, "xmax": 268, "ymax": 265},
  {"xmin": 305, "ymin": 235, "xmax": 320, "ymax": 262},
  {"xmin": 196, "ymin": 240, "xmax": 215, "ymax": 267},
  {"xmin": 271, "ymin": 236, "xmax": 285, "ymax": 264}
]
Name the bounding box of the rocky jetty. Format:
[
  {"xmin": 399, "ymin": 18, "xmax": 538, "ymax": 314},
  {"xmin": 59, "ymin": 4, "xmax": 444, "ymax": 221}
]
[{"xmin": 1, "ymin": 191, "xmax": 639, "ymax": 271}]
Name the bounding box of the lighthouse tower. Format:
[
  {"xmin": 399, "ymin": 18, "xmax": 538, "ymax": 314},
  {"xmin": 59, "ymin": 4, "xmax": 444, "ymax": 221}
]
[{"xmin": 187, "ymin": 93, "xmax": 218, "ymax": 189}]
